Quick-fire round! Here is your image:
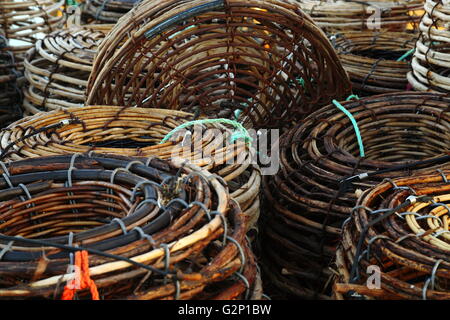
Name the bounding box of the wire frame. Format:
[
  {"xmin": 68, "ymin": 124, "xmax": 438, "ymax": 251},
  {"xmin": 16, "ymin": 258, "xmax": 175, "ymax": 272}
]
[
  {"xmin": 86, "ymin": 0, "xmax": 351, "ymax": 129},
  {"xmin": 408, "ymin": 0, "xmax": 450, "ymax": 92}
]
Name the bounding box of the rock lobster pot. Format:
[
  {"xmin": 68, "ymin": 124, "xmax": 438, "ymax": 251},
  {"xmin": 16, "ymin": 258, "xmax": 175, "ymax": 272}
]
[
  {"xmin": 86, "ymin": 0, "xmax": 351, "ymax": 129},
  {"xmin": 0, "ymin": 32, "xmax": 22, "ymax": 128},
  {"xmin": 262, "ymin": 91, "xmax": 450, "ymax": 299},
  {"xmin": 0, "ymin": 0, "xmax": 65, "ymax": 71},
  {"xmin": 0, "ymin": 106, "xmax": 261, "ymax": 230},
  {"xmin": 335, "ymin": 170, "xmax": 450, "ymax": 300},
  {"xmin": 0, "ymin": 155, "xmax": 260, "ymax": 300},
  {"xmin": 332, "ymin": 31, "xmax": 417, "ymax": 96},
  {"xmin": 23, "ymin": 26, "xmax": 107, "ymax": 115},
  {"xmin": 82, "ymin": 0, "xmax": 141, "ymax": 23},
  {"xmin": 408, "ymin": 0, "xmax": 450, "ymax": 92},
  {"xmin": 294, "ymin": 0, "xmax": 423, "ymax": 32}
]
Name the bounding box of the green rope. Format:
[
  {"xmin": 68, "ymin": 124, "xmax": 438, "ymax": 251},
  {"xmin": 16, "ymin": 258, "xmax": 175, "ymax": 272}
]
[
  {"xmin": 159, "ymin": 118, "xmax": 253, "ymax": 145},
  {"xmin": 346, "ymin": 94, "xmax": 360, "ymax": 101},
  {"xmin": 332, "ymin": 99, "xmax": 365, "ymax": 158},
  {"xmin": 66, "ymin": 0, "xmax": 78, "ymax": 6},
  {"xmin": 397, "ymin": 49, "xmax": 414, "ymax": 62}
]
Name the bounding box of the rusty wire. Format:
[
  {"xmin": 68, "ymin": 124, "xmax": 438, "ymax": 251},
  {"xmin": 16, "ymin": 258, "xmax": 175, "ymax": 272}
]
[
  {"xmin": 293, "ymin": 0, "xmax": 423, "ymax": 33},
  {"xmin": 86, "ymin": 0, "xmax": 351, "ymax": 129},
  {"xmin": 334, "ymin": 170, "xmax": 450, "ymax": 300},
  {"xmin": 0, "ymin": 154, "xmax": 260, "ymax": 300},
  {"xmin": 262, "ymin": 91, "xmax": 450, "ymax": 299},
  {"xmin": 332, "ymin": 31, "xmax": 417, "ymax": 96},
  {"xmin": 408, "ymin": 0, "xmax": 450, "ymax": 93},
  {"xmin": 0, "ymin": 106, "xmax": 261, "ymax": 230}
]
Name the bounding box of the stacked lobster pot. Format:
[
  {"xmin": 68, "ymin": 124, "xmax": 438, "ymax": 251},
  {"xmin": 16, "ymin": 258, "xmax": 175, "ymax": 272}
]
[
  {"xmin": 262, "ymin": 92, "xmax": 450, "ymax": 299},
  {"xmin": 0, "ymin": 0, "xmax": 65, "ymax": 71},
  {"xmin": 0, "ymin": 155, "xmax": 262, "ymax": 299},
  {"xmin": 0, "ymin": 106, "xmax": 261, "ymax": 235},
  {"xmin": 332, "ymin": 31, "xmax": 417, "ymax": 96},
  {"xmin": 86, "ymin": 0, "xmax": 351, "ymax": 129},
  {"xmin": 335, "ymin": 170, "xmax": 450, "ymax": 300},
  {"xmin": 408, "ymin": 0, "xmax": 450, "ymax": 92},
  {"xmin": 294, "ymin": 0, "xmax": 423, "ymax": 33},
  {"xmin": 22, "ymin": 25, "xmax": 107, "ymax": 115}
]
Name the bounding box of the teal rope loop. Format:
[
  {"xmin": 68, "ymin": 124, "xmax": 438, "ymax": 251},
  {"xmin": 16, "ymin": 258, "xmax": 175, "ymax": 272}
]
[
  {"xmin": 397, "ymin": 49, "xmax": 414, "ymax": 62},
  {"xmin": 332, "ymin": 99, "xmax": 365, "ymax": 158},
  {"xmin": 346, "ymin": 94, "xmax": 360, "ymax": 101},
  {"xmin": 159, "ymin": 118, "xmax": 253, "ymax": 145}
]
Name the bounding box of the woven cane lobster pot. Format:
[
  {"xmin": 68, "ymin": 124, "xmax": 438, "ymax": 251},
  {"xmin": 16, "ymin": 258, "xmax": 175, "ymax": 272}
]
[
  {"xmin": 0, "ymin": 32, "xmax": 22, "ymax": 128},
  {"xmin": 0, "ymin": 0, "xmax": 65, "ymax": 71},
  {"xmin": 0, "ymin": 154, "xmax": 261, "ymax": 300},
  {"xmin": 407, "ymin": 0, "xmax": 450, "ymax": 92},
  {"xmin": 22, "ymin": 26, "xmax": 107, "ymax": 115},
  {"xmin": 335, "ymin": 170, "xmax": 450, "ymax": 300},
  {"xmin": 82, "ymin": 0, "xmax": 141, "ymax": 23},
  {"xmin": 0, "ymin": 107, "xmax": 261, "ymax": 230},
  {"xmin": 333, "ymin": 31, "xmax": 417, "ymax": 96},
  {"xmin": 86, "ymin": 0, "xmax": 351, "ymax": 129},
  {"xmin": 294, "ymin": 0, "xmax": 423, "ymax": 32},
  {"xmin": 262, "ymin": 91, "xmax": 450, "ymax": 299}
]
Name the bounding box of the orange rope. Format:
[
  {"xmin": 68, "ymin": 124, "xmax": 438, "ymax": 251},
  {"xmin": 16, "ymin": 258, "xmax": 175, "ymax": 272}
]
[{"xmin": 61, "ymin": 250, "xmax": 100, "ymax": 300}]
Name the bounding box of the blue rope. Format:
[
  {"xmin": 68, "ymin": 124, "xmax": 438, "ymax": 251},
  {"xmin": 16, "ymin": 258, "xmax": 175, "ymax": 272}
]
[
  {"xmin": 397, "ymin": 49, "xmax": 414, "ymax": 62},
  {"xmin": 332, "ymin": 99, "xmax": 365, "ymax": 158}
]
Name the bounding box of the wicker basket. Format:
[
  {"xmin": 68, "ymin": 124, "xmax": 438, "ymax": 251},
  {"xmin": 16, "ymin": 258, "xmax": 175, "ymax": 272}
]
[
  {"xmin": 0, "ymin": 154, "xmax": 260, "ymax": 299},
  {"xmin": 82, "ymin": 0, "xmax": 141, "ymax": 23},
  {"xmin": 294, "ymin": 0, "xmax": 423, "ymax": 32},
  {"xmin": 0, "ymin": 106, "xmax": 261, "ymax": 230},
  {"xmin": 333, "ymin": 31, "xmax": 417, "ymax": 96},
  {"xmin": 22, "ymin": 26, "xmax": 107, "ymax": 115},
  {"xmin": 262, "ymin": 91, "xmax": 450, "ymax": 299},
  {"xmin": 408, "ymin": 0, "xmax": 450, "ymax": 92},
  {"xmin": 0, "ymin": 0, "xmax": 66, "ymax": 71},
  {"xmin": 86, "ymin": 0, "xmax": 351, "ymax": 129},
  {"xmin": 334, "ymin": 170, "xmax": 450, "ymax": 300}
]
